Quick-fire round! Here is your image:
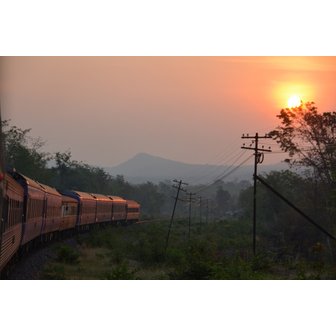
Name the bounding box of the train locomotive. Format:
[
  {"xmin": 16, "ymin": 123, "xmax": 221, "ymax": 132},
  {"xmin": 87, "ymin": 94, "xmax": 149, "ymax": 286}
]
[{"xmin": 0, "ymin": 170, "xmax": 140, "ymax": 274}]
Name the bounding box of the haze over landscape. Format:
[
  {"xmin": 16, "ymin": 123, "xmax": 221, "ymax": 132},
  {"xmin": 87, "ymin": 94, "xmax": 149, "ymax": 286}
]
[
  {"xmin": 2, "ymin": 57, "xmax": 336, "ymax": 171},
  {"xmin": 105, "ymin": 152, "xmax": 288, "ymax": 184}
]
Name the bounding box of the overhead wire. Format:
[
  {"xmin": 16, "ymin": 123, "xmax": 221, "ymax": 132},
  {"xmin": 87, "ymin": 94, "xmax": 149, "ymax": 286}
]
[
  {"xmin": 194, "ymin": 152, "xmax": 253, "ymax": 194},
  {"xmin": 182, "ymin": 138, "xmax": 244, "ymax": 184},
  {"xmin": 185, "ymin": 147, "xmax": 246, "ymax": 185},
  {"xmin": 208, "ymin": 149, "xmax": 249, "ymax": 183}
]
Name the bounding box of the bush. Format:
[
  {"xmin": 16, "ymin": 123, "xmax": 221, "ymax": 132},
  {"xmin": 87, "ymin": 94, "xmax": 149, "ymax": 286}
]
[
  {"xmin": 56, "ymin": 245, "xmax": 80, "ymax": 264},
  {"xmin": 42, "ymin": 264, "xmax": 67, "ymax": 280},
  {"xmin": 103, "ymin": 263, "xmax": 137, "ymax": 280}
]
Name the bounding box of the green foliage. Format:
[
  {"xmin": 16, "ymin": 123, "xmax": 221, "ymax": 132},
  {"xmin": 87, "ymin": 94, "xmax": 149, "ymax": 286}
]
[
  {"xmin": 1, "ymin": 120, "xmax": 51, "ymax": 181},
  {"xmin": 270, "ymin": 102, "xmax": 336, "ymax": 187},
  {"xmin": 56, "ymin": 244, "xmax": 80, "ymax": 264},
  {"xmin": 42, "ymin": 264, "xmax": 67, "ymax": 280},
  {"xmin": 103, "ymin": 262, "xmax": 137, "ymax": 280},
  {"xmin": 238, "ymin": 169, "xmax": 335, "ymax": 259},
  {"xmin": 40, "ymin": 219, "xmax": 336, "ymax": 279},
  {"xmin": 169, "ymin": 240, "xmax": 217, "ymax": 279},
  {"xmin": 215, "ymin": 185, "xmax": 232, "ymax": 217}
]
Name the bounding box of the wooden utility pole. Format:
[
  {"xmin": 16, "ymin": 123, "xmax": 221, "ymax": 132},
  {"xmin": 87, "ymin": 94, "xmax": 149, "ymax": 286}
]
[
  {"xmin": 165, "ymin": 179, "xmax": 188, "ymax": 253},
  {"xmin": 198, "ymin": 196, "xmax": 202, "ymax": 224},
  {"xmin": 241, "ymin": 133, "xmax": 272, "ymax": 255}
]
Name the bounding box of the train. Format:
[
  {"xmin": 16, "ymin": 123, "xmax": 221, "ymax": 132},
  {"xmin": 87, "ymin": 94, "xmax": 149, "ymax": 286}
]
[{"xmin": 0, "ymin": 169, "xmax": 140, "ymax": 274}]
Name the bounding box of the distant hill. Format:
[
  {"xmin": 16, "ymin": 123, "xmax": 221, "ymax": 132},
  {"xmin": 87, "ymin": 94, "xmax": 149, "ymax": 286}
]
[{"xmin": 104, "ymin": 152, "xmax": 288, "ymax": 184}]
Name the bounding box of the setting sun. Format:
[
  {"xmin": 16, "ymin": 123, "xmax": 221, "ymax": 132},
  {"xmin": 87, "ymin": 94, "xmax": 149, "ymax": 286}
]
[{"xmin": 287, "ymin": 95, "xmax": 302, "ymax": 108}]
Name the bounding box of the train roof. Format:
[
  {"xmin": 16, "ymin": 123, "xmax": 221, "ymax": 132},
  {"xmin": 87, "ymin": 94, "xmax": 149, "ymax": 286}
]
[
  {"xmin": 108, "ymin": 196, "xmax": 126, "ymax": 203},
  {"xmin": 5, "ymin": 173, "xmax": 24, "ymax": 195},
  {"xmin": 10, "ymin": 171, "xmax": 44, "ymax": 191},
  {"xmin": 38, "ymin": 182, "xmax": 62, "ymax": 197},
  {"xmin": 60, "ymin": 190, "xmax": 96, "ymax": 201},
  {"xmin": 90, "ymin": 193, "xmax": 111, "ymax": 202},
  {"xmin": 126, "ymin": 199, "xmax": 140, "ymax": 207}
]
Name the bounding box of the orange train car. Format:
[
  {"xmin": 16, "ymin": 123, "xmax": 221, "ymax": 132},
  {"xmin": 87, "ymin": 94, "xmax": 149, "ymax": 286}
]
[
  {"xmin": 39, "ymin": 182, "xmax": 62, "ymax": 241},
  {"xmin": 60, "ymin": 190, "xmax": 96, "ymax": 230},
  {"xmin": 109, "ymin": 196, "xmax": 127, "ymax": 224},
  {"xmin": 11, "ymin": 172, "xmax": 45, "ymax": 247},
  {"xmin": 126, "ymin": 200, "xmax": 140, "ymax": 224},
  {"xmin": 60, "ymin": 195, "xmax": 78, "ymax": 232},
  {"xmin": 91, "ymin": 193, "xmax": 113, "ymax": 224},
  {"xmin": 0, "ymin": 174, "xmax": 24, "ymax": 272}
]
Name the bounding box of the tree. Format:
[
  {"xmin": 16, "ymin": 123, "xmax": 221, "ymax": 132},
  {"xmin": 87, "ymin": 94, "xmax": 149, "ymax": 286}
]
[
  {"xmin": 268, "ymin": 103, "xmax": 336, "ymax": 258},
  {"xmin": 215, "ymin": 186, "xmax": 231, "ymax": 217},
  {"xmin": 270, "ymin": 102, "xmax": 336, "ymax": 188},
  {"xmin": 51, "ymin": 150, "xmax": 116, "ymax": 193},
  {"xmin": 1, "ymin": 120, "xmax": 50, "ymax": 181},
  {"xmin": 238, "ymin": 170, "xmax": 326, "ymax": 257}
]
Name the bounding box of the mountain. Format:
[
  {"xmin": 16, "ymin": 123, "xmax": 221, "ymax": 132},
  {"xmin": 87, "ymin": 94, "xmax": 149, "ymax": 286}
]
[{"xmin": 104, "ymin": 152, "xmax": 288, "ymax": 184}]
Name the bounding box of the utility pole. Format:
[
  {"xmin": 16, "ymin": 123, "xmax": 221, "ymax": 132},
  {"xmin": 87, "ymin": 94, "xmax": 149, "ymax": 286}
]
[
  {"xmin": 186, "ymin": 192, "xmax": 196, "ymax": 241},
  {"xmin": 199, "ymin": 196, "xmax": 202, "ymax": 224},
  {"xmin": 165, "ymin": 179, "xmax": 188, "ymax": 253},
  {"xmin": 241, "ymin": 132, "xmax": 272, "ymax": 255}
]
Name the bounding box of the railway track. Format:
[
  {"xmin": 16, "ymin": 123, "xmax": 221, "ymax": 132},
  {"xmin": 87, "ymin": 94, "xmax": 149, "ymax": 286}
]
[{"xmin": 2, "ymin": 233, "xmax": 83, "ymax": 280}]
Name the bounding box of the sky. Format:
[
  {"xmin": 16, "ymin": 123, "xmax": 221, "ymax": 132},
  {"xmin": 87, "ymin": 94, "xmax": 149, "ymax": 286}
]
[
  {"xmin": 2, "ymin": 0, "xmax": 336, "ymax": 333},
  {"xmin": 1, "ymin": 56, "xmax": 336, "ymax": 167}
]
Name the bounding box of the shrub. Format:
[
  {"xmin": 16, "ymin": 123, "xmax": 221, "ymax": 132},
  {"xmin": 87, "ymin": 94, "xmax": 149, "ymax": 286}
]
[
  {"xmin": 103, "ymin": 263, "xmax": 137, "ymax": 280},
  {"xmin": 42, "ymin": 264, "xmax": 66, "ymax": 280},
  {"xmin": 56, "ymin": 245, "xmax": 80, "ymax": 264}
]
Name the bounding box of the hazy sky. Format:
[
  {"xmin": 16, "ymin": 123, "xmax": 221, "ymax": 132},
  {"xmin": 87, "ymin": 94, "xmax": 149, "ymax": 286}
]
[{"xmin": 2, "ymin": 56, "xmax": 336, "ymax": 167}]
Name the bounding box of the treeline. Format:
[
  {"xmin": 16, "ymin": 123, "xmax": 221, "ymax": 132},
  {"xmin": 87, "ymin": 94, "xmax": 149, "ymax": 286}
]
[{"xmin": 1, "ymin": 120, "xmax": 251, "ymax": 219}]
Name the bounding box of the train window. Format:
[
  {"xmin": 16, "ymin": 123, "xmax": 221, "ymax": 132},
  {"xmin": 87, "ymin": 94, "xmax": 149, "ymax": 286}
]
[{"xmin": 2, "ymin": 196, "xmax": 24, "ymax": 231}]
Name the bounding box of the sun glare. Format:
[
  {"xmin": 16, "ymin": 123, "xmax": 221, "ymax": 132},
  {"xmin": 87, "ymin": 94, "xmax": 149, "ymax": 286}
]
[
  {"xmin": 287, "ymin": 95, "xmax": 302, "ymax": 108},
  {"xmin": 273, "ymin": 82, "xmax": 314, "ymax": 110}
]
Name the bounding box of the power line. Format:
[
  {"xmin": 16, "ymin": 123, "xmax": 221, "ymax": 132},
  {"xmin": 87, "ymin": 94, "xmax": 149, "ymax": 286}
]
[
  {"xmin": 257, "ymin": 175, "xmax": 336, "ymax": 242},
  {"xmin": 185, "ymin": 143, "xmax": 245, "ymax": 185},
  {"xmin": 194, "ymin": 153, "xmax": 253, "ymax": 194},
  {"xmin": 192, "ymin": 149, "xmax": 248, "ymax": 185}
]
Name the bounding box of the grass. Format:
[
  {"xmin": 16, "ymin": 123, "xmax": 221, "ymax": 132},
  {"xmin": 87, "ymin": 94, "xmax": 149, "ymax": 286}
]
[{"xmin": 41, "ymin": 219, "xmax": 336, "ymax": 280}]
